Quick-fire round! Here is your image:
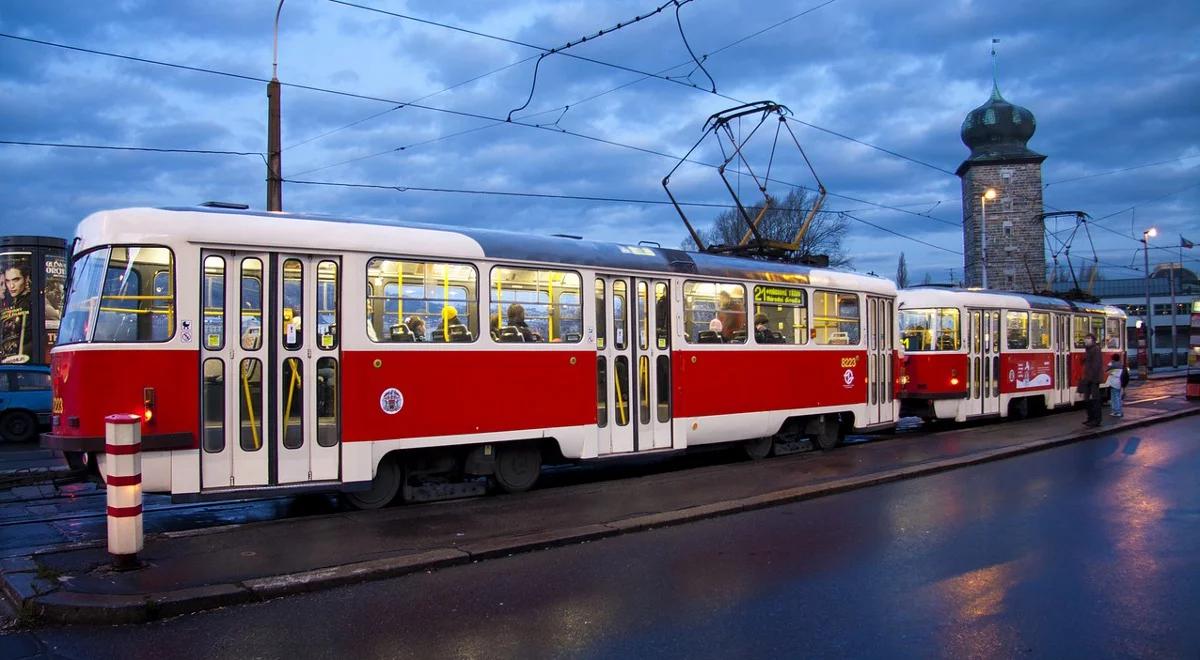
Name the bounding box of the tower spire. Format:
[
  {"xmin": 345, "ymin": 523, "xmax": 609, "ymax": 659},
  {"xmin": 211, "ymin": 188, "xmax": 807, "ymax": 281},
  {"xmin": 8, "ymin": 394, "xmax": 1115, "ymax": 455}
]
[{"xmin": 990, "ymin": 38, "xmax": 1001, "ymax": 100}]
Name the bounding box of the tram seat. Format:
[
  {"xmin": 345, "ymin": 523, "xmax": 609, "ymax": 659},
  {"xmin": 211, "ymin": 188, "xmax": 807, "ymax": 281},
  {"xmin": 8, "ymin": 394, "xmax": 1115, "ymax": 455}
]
[
  {"xmin": 755, "ymin": 329, "xmax": 785, "ymax": 344},
  {"xmin": 432, "ymin": 324, "xmax": 472, "ymax": 343},
  {"xmin": 731, "ymin": 330, "xmax": 748, "ymax": 343},
  {"xmin": 498, "ymin": 326, "xmax": 525, "ymax": 343},
  {"xmin": 697, "ymin": 330, "xmax": 722, "ymax": 344},
  {"xmin": 389, "ymin": 324, "xmax": 415, "ymax": 342}
]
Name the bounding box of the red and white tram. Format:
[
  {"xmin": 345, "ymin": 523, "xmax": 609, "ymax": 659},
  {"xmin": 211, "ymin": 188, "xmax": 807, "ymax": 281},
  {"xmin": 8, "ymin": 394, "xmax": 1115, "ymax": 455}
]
[
  {"xmin": 43, "ymin": 206, "xmax": 899, "ymax": 507},
  {"xmin": 897, "ymin": 287, "xmax": 1125, "ymax": 421}
]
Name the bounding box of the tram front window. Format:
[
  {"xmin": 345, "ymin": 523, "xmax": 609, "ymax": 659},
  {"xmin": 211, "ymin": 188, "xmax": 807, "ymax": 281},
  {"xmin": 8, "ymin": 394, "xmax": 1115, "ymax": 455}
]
[
  {"xmin": 58, "ymin": 246, "xmax": 175, "ymax": 344},
  {"xmin": 900, "ymin": 307, "xmax": 960, "ymax": 352}
]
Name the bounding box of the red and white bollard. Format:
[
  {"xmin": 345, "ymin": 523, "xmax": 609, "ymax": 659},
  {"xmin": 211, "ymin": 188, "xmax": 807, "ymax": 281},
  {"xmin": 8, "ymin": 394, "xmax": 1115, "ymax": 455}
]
[{"xmin": 104, "ymin": 414, "xmax": 144, "ymax": 569}]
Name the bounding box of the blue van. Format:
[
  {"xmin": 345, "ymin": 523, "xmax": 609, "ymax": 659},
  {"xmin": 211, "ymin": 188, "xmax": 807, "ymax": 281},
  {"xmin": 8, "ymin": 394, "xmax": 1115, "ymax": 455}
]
[{"xmin": 0, "ymin": 364, "xmax": 52, "ymax": 443}]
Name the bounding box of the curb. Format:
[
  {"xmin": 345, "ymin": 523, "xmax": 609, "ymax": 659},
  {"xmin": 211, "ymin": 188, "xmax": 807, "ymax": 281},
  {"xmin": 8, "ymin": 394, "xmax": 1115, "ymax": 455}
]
[{"xmin": 4, "ymin": 405, "xmax": 1198, "ymax": 625}]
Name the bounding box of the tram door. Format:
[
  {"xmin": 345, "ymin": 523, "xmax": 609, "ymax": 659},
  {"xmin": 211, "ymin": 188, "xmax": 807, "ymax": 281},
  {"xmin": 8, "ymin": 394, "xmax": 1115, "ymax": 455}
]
[
  {"xmin": 967, "ymin": 308, "xmax": 1002, "ymax": 416},
  {"xmin": 275, "ymin": 255, "xmax": 342, "ymax": 485},
  {"xmin": 595, "ymin": 276, "xmax": 671, "ymax": 455},
  {"xmin": 1053, "ymin": 313, "xmax": 1072, "ymax": 407},
  {"xmin": 200, "ymin": 251, "xmax": 270, "ymax": 489},
  {"xmin": 866, "ymin": 296, "xmax": 895, "ymax": 425}
]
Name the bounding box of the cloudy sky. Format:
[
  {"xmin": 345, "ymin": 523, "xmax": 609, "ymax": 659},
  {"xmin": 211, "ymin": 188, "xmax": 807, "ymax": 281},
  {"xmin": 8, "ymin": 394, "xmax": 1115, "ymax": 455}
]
[{"xmin": 1, "ymin": 0, "xmax": 1197, "ymax": 282}]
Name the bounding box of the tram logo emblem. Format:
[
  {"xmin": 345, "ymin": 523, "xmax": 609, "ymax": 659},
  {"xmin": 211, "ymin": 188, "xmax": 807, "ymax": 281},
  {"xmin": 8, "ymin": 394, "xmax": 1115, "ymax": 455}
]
[
  {"xmin": 379, "ymin": 387, "xmax": 404, "ymax": 415},
  {"xmin": 843, "ymin": 369, "xmax": 855, "ymax": 387}
]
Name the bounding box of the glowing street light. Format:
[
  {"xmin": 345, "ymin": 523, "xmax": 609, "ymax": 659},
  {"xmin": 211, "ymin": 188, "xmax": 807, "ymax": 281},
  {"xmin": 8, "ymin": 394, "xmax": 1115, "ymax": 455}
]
[
  {"xmin": 980, "ymin": 188, "xmax": 998, "ymax": 289},
  {"xmin": 1142, "ymin": 226, "xmax": 1157, "ymax": 372}
]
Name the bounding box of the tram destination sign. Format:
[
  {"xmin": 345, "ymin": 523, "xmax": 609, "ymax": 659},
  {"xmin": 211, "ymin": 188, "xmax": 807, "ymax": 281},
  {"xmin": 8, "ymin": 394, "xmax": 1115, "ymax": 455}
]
[{"xmin": 754, "ymin": 286, "xmax": 805, "ymax": 305}]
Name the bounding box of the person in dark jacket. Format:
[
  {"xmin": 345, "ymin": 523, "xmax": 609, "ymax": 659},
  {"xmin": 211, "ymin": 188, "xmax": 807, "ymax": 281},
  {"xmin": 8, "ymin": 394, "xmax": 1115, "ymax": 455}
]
[{"xmin": 1080, "ymin": 333, "xmax": 1103, "ymax": 427}]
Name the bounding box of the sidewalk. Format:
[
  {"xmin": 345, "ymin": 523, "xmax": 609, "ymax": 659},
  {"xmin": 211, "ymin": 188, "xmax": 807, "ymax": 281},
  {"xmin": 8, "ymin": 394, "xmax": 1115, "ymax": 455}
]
[{"xmin": 4, "ymin": 394, "xmax": 1198, "ymax": 625}]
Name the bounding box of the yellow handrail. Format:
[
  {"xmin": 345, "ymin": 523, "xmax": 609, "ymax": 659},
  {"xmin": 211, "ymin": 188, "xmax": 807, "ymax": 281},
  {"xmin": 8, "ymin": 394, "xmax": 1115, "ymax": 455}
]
[
  {"xmin": 615, "ymin": 363, "xmax": 627, "ymax": 426},
  {"xmin": 283, "ymin": 361, "xmax": 301, "ymax": 439},
  {"xmin": 241, "ymin": 362, "xmax": 261, "ymax": 450},
  {"xmin": 443, "ymin": 266, "xmax": 450, "ymax": 342}
]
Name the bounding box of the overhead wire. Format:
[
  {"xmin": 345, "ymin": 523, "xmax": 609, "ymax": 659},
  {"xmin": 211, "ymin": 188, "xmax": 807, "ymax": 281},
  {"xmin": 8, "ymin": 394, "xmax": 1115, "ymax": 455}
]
[{"xmin": 0, "ymin": 139, "xmax": 265, "ymax": 162}]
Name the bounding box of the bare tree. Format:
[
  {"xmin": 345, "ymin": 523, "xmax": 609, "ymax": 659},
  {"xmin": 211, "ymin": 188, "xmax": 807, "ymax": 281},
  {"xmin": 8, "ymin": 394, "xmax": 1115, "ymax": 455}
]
[
  {"xmin": 896, "ymin": 252, "xmax": 909, "ymax": 288},
  {"xmin": 680, "ymin": 188, "xmax": 851, "ymax": 268},
  {"xmin": 922, "ymin": 272, "xmax": 933, "ymax": 285}
]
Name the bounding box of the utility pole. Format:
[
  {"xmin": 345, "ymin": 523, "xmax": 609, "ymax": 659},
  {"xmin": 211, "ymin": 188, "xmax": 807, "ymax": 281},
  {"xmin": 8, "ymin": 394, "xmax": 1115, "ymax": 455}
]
[
  {"xmin": 267, "ymin": 1, "xmax": 285, "ymax": 212},
  {"xmin": 1169, "ymin": 259, "xmax": 1177, "ymax": 368}
]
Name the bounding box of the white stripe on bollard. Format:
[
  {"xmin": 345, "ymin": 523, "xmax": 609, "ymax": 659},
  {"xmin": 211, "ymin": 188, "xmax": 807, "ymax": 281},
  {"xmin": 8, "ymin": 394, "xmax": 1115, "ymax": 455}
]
[{"xmin": 105, "ymin": 413, "xmax": 144, "ymax": 567}]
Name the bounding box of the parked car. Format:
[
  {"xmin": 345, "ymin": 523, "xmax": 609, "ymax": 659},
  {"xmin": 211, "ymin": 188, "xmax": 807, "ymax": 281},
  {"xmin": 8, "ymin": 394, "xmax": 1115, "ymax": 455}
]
[{"xmin": 0, "ymin": 364, "xmax": 52, "ymax": 443}]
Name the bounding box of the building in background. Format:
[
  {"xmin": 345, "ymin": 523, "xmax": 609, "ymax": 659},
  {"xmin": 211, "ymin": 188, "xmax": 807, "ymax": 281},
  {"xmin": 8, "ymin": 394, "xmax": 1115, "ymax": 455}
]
[
  {"xmin": 1, "ymin": 236, "xmax": 67, "ymax": 365},
  {"xmin": 1053, "ymin": 265, "xmax": 1199, "ymax": 368}
]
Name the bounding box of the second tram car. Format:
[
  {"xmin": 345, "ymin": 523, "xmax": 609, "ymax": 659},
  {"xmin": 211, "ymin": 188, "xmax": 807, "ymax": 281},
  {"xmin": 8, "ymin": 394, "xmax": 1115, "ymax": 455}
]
[
  {"xmin": 43, "ymin": 207, "xmax": 899, "ymax": 507},
  {"xmin": 897, "ymin": 287, "xmax": 1125, "ymax": 421}
]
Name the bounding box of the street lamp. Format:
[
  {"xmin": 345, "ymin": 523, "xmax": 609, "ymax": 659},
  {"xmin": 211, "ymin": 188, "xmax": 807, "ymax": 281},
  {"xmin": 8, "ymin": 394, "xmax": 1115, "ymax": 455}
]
[
  {"xmin": 267, "ymin": 0, "xmax": 285, "ymax": 212},
  {"xmin": 1142, "ymin": 226, "xmax": 1157, "ymax": 372},
  {"xmin": 980, "ymin": 188, "xmax": 998, "ymax": 289}
]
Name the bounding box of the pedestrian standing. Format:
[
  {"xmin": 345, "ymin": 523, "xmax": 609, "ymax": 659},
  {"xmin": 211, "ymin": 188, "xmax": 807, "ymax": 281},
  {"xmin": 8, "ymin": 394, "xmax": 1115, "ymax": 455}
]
[
  {"xmin": 1106, "ymin": 354, "xmax": 1127, "ymax": 417},
  {"xmin": 1079, "ymin": 333, "xmax": 1103, "ymax": 427}
]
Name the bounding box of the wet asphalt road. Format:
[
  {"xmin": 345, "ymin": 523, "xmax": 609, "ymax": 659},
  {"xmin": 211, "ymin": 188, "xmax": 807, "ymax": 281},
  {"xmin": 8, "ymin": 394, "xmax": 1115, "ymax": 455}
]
[{"xmin": 8, "ymin": 414, "xmax": 1197, "ymax": 659}]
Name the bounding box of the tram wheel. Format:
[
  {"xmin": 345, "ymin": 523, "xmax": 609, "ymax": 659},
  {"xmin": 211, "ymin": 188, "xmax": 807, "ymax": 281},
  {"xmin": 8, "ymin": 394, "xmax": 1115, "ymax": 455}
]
[
  {"xmin": 813, "ymin": 415, "xmax": 843, "ymax": 451},
  {"xmin": 0, "ymin": 411, "xmax": 37, "ymax": 443},
  {"xmin": 743, "ymin": 436, "xmax": 774, "ymax": 460},
  {"xmin": 65, "ymin": 450, "xmax": 100, "ymax": 476},
  {"xmin": 493, "ymin": 442, "xmax": 541, "ymax": 493},
  {"xmin": 344, "ymin": 456, "xmax": 402, "ymax": 510}
]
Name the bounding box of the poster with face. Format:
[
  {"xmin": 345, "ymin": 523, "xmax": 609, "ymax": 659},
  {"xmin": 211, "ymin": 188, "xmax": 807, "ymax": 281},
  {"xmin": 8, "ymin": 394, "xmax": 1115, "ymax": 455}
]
[
  {"xmin": 1, "ymin": 251, "xmax": 34, "ymax": 364},
  {"xmin": 44, "ymin": 252, "xmax": 67, "ymax": 354}
]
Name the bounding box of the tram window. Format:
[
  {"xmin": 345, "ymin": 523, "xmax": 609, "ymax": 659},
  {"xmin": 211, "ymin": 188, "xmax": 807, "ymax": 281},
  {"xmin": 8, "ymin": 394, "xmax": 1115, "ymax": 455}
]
[
  {"xmin": 367, "ymin": 258, "xmax": 478, "ymax": 343},
  {"xmin": 654, "ymin": 283, "xmax": 669, "ymax": 349},
  {"xmin": 1006, "ymin": 311, "xmax": 1029, "ymax": 349},
  {"xmin": 656, "ymin": 355, "xmax": 670, "ymax": 423},
  {"xmin": 202, "ymin": 256, "xmax": 225, "ymax": 351},
  {"xmin": 637, "ymin": 282, "xmax": 650, "ymax": 351},
  {"xmin": 491, "ymin": 267, "xmax": 582, "ymax": 343},
  {"xmin": 899, "ymin": 308, "xmax": 959, "ymax": 351},
  {"xmin": 1029, "ymin": 312, "xmax": 1050, "ymax": 349},
  {"xmin": 317, "ymin": 261, "xmax": 338, "ymax": 350},
  {"xmin": 282, "ymin": 259, "xmax": 303, "ymax": 350},
  {"xmin": 59, "ymin": 248, "xmax": 110, "ymax": 345},
  {"xmin": 1072, "ymin": 315, "xmax": 1088, "ymax": 348},
  {"xmin": 93, "ymin": 246, "xmax": 175, "ymax": 343},
  {"xmin": 201, "ymin": 359, "xmax": 224, "ymax": 453},
  {"xmin": 683, "ymin": 281, "xmax": 747, "ymax": 344},
  {"xmin": 1105, "ymin": 318, "xmax": 1123, "ymax": 349},
  {"xmin": 613, "ymin": 281, "xmax": 627, "ymax": 349},
  {"xmin": 239, "ymin": 358, "xmax": 264, "ymax": 452},
  {"xmin": 282, "ymin": 357, "xmax": 304, "ymax": 449},
  {"xmin": 753, "ymin": 286, "xmax": 807, "ymax": 345},
  {"xmin": 614, "ymin": 355, "xmax": 630, "ymax": 426},
  {"xmin": 596, "ymin": 357, "xmax": 608, "ymax": 428},
  {"xmin": 638, "ymin": 355, "xmax": 651, "ymax": 424},
  {"xmin": 316, "ymin": 357, "xmax": 339, "ymax": 447},
  {"xmin": 595, "ymin": 279, "xmax": 606, "ymax": 349},
  {"xmin": 1090, "ymin": 316, "xmax": 1105, "ymax": 345},
  {"xmin": 241, "ymin": 258, "xmax": 263, "ymax": 351},
  {"xmin": 813, "ymin": 291, "xmax": 859, "ymax": 345}
]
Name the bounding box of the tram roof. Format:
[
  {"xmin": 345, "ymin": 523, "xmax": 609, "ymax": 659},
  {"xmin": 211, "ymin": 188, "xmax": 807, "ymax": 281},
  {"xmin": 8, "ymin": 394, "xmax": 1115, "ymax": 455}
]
[
  {"xmin": 898, "ymin": 286, "xmax": 1125, "ymax": 317},
  {"xmin": 77, "ymin": 206, "xmax": 896, "ymax": 294}
]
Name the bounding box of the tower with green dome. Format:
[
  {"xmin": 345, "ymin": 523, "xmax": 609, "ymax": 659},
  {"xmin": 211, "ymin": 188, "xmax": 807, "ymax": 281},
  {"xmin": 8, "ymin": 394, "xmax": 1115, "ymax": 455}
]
[{"xmin": 958, "ymin": 58, "xmax": 1046, "ymax": 292}]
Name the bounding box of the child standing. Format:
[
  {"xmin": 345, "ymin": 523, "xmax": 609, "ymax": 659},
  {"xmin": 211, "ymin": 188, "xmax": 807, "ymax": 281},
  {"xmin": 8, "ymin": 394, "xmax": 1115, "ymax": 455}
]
[{"xmin": 1106, "ymin": 354, "xmax": 1126, "ymax": 417}]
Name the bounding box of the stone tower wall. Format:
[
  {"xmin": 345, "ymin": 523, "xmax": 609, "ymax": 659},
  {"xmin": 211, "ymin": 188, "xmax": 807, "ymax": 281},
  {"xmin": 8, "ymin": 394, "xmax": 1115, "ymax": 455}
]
[{"xmin": 961, "ymin": 161, "xmax": 1046, "ymax": 291}]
